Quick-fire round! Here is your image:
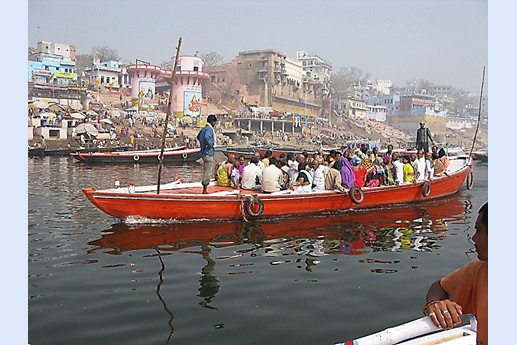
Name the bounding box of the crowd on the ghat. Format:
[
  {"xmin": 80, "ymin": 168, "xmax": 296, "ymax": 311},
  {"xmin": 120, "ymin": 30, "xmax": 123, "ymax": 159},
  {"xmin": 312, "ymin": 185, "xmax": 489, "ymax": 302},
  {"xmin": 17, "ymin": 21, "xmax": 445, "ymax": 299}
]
[{"xmin": 212, "ymin": 144, "xmax": 451, "ymax": 194}]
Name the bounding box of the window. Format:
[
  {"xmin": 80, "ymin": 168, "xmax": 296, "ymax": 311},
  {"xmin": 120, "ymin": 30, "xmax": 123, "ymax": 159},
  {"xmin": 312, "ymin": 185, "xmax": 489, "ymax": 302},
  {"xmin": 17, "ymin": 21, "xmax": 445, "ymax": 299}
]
[{"xmin": 193, "ymin": 66, "xmax": 199, "ymax": 71}]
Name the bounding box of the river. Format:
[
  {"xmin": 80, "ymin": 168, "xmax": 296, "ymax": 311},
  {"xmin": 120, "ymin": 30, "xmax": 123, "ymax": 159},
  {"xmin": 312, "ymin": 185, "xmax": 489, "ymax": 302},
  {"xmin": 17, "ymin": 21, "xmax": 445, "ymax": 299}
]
[{"xmin": 27, "ymin": 157, "xmax": 488, "ymax": 345}]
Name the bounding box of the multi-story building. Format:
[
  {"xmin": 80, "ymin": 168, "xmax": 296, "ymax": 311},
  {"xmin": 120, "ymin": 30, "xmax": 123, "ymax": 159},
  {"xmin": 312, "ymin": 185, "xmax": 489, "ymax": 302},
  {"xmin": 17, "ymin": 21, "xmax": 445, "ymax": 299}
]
[
  {"xmin": 363, "ymin": 80, "xmax": 392, "ymax": 98},
  {"xmin": 28, "ymin": 41, "xmax": 78, "ymax": 86},
  {"xmin": 234, "ymin": 49, "xmax": 329, "ymax": 119},
  {"xmin": 28, "ymin": 41, "xmax": 82, "ymax": 101},
  {"xmin": 333, "ymin": 96, "xmax": 368, "ymax": 120},
  {"xmin": 296, "ymin": 51, "xmax": 332, "ymax": 96},
  {"xmin": 373, "ymin": 80, "xmax": 392, "ymax": 95},
  {"xmin": 86, "ymin": 58, "xmax": 122, "ymax": 91},
  {"xmin": 36, "ymin": 41, "xmax": 76, "ymax": 60},
  {"xmin": 430, "ymin": 85, "xmax": 452, "ymax": 99}
]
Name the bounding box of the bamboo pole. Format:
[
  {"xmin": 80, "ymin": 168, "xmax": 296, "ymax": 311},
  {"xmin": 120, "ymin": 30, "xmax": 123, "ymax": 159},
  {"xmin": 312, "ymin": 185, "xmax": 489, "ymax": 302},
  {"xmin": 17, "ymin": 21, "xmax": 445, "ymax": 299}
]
[
  {"xmin": 157, "ymin": 37, "xmax": 182, "ymax": 193},
  {"xmin": 468, "ymin": 66, "xmax": 485, "ymax": 161}
]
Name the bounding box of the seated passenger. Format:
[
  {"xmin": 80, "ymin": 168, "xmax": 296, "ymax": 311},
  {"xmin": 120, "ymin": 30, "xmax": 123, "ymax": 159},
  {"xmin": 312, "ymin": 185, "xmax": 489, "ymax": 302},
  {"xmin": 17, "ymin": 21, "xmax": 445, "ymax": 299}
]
[
  {"xmin": 425, "ymin": 152, "xmax": 434, "ymax": 180},
  {"xmin": 241, "ymin": 156, "xmax": 262, "ymax": 190},
  {"xmin": 311, "ymin": 157, "xmax": 328, "ymax": 192},
  {"xmin": 351, "ymin": 156, "xmax": 367, "ymax": 187},
  {"xmin": 438, "ymin": 148, "xmax": 450, "ymax": 170},
  {"xmin": 230, "ymin": 160, "xmax": 241, "ymax": 189},
  {"xmin": 324, "ymin": 159, "xmax": 349, "ymax": 193},
  {"xmin": 402, "ymin": 155, "xmax": 415, "ymax": 183},
  {"xmin": 261, "ymin": 157, "xmax": 284, "ymax": 193},
  {"xmin": 433, "ymin": 152, "xmax": 446, "ymax": 177},
  {"xmin": 290, "ymin": 162, "xmax": 313, "ymax": 193},
  {"xmin": 216, "ymin": 154, "xmax": 236, "ymax": 187}
]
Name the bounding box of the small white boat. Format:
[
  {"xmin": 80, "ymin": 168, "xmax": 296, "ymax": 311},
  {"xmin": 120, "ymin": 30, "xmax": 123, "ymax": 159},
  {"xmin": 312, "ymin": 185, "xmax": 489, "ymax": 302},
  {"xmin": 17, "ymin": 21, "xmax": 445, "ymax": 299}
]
[{"xmin": 336, "ymin": 316, "xmax": 477, "ymax": 345}]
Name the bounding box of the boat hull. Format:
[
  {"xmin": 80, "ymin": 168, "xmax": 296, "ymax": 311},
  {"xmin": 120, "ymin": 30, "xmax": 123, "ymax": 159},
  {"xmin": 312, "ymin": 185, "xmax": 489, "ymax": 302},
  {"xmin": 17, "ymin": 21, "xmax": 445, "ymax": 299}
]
[
  {"xmin": 71, "ymin": 148, "xmax": 201, "ymax": 164},
  {"xmin": 83, "ymin": 157, "xmax": 472, "ymax": 222}
]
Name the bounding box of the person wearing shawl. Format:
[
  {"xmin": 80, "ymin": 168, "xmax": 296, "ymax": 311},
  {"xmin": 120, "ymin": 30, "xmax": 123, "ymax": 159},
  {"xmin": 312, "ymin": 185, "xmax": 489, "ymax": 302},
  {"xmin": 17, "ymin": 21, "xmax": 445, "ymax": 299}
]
[{"xmin": 339, "ymin": 156, "xmax": 356, "ymax": 189}]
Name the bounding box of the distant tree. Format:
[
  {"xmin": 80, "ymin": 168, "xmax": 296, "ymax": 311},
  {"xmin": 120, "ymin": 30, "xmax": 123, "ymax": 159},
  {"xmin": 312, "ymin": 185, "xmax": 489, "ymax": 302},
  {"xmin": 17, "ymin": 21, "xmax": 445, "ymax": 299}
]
[
  {"xmin": 75, "ymin": 54, "xmax": 94, "ymax": 71},
  {"xmin": 406, "ymin": 79, "xmax": 435, "ymax": 93},
  {"xmin": 201, "ymin": 51, "xmax": 224, "ymax": 70},
  {"xmin": 160, "ymin": 61, "xmax": 171, "ymax": 70},
  {"xmin": 330, "ymin": 66, "xmax": 370, "ymax": 99},
  {"xmin": 92, "ymin": 45, "xmax": 120, "ymax": 62},
  {"xmin": 204, "ymin": 61, "xmax": 245, "ymax": 112}
]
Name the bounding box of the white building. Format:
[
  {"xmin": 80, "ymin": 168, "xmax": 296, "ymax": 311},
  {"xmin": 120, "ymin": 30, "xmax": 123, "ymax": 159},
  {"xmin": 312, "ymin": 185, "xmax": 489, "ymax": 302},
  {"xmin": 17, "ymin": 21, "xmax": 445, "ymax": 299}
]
[
  {"xmin": 296, "ymin": 51, "xmax": 332, "ymax": 95},
  {"xmin": 375, "ymin": 80, "xmax": 392, "ymax": 95},
  {"xmin": 86, "ymin": 59, "xmax": 122, "ymax": 90},
  {"xmin": 333, "ymin": 96, "xmax": 368, "ymax": 118},
  {"xmin": 367, "ymin": 104, "xmax": 387, "ymax": 122},
  {"xmin": 446, "ymin": 117, "xmax": 475, "ymax": 130},
  {"xmin": 37, "ymin": 41, "xmax": 76, "ymax": 60},
  {"xmin": 284, "ymin": 56, "xmax": 304, "ymax": 87}
]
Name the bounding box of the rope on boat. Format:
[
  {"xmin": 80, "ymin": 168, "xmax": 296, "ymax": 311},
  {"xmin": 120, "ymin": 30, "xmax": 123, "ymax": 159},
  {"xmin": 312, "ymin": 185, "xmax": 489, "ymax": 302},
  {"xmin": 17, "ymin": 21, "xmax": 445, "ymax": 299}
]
[
  {"xmin": 468, "ymin": 66, "xmax": 485, "ymax": 163},
  {"xmin": 238, "ymin": 194, "xmax": 249, "ymax": 222}
]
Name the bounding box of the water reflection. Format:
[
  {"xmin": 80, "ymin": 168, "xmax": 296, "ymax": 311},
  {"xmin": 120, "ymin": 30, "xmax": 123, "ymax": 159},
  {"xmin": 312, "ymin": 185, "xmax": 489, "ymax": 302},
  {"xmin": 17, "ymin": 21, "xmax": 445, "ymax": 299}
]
[
  {"xmin": 88, "ymin": 196, "xmax": 472, "ymax": 259},
  {"xmin": 86, "ymin": 195, "xmax": 472, "ymax": 343}
]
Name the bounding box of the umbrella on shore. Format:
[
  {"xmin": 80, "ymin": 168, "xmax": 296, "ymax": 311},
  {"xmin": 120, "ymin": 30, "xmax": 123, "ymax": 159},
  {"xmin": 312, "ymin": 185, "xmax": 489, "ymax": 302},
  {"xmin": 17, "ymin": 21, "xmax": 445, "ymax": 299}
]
[
  {"xmin": 33, "ymin": 101, "xmax": 49, "ymax": 109},
  {"xmin": 100, "ymin": 118, "xmax": 113, "ymax": 125},
  {"xmin": 48, "ymin": 102, "xmax": 68, "ymax": 112},
  {"xmin": 70, "ymin": 112, "xmax": 86, "ymax": 120},
  {"xmin": 68, "ymin": 100, "xmax": 83, "ymax": 110},
  {"xmin": 74, "ymin": 123, "xmax": 99, "ymax": 136}
]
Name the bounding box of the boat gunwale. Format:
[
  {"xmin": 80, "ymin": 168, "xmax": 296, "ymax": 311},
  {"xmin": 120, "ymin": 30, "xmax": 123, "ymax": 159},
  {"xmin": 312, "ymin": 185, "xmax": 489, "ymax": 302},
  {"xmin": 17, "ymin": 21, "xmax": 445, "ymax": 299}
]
[{"xmin": 84, "ymin": 156, "xmax": 470, "ymax": 200}]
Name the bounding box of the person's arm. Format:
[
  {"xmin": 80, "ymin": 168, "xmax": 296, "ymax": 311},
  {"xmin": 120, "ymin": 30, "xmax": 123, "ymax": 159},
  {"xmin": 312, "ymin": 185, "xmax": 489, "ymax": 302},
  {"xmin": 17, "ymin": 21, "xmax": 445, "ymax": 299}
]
[
  {"xmin": 256, "ymin": 169, "xmax": 262, "ymax": 184},
  {"xmin": 205, "ymin": 129, "xmax": 214, "ymax": 149},
  {"xmin": 278, "ymin": 170, "xmax": 285, "ymax": 189},
  {"xmin": 423, "ymin": 280, "xmax": 462, "ymax": 330},
  {"xmin": 334, "ymin": 173, "xmax": 348, "ymax": 193},
  {"xmin": 427, "ymin": 128, "xmax": 434, "ymax": 143}
]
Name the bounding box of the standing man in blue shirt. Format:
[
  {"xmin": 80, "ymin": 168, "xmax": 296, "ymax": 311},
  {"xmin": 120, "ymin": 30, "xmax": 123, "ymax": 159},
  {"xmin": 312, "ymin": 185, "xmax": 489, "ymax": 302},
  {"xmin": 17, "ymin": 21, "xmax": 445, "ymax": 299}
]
[{"xmin": 197, "ymin": 114, "xmax": 218, "ymax": 194}]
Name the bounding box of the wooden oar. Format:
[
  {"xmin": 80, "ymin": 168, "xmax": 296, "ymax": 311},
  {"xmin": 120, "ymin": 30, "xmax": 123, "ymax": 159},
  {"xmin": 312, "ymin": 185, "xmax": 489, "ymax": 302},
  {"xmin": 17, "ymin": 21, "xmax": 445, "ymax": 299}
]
[{"xmin": 335, "ymin": 316, "xmax": 440, "ymax": 345}]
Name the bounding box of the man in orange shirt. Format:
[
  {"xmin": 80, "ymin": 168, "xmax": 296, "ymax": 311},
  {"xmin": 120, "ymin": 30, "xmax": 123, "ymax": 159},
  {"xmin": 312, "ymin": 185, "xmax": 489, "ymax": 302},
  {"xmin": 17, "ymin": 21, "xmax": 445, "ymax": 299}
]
[{"xmin": 423, "ymin": 202, "xmax": 488, "ymax": 344}]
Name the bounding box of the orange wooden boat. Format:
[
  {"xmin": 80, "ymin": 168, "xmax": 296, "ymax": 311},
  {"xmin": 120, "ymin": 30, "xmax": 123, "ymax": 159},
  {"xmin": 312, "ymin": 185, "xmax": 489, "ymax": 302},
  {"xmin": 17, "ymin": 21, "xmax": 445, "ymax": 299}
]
[{"xmin": 82, "ymin": 155, "xmax": 473, "ymax": 222}]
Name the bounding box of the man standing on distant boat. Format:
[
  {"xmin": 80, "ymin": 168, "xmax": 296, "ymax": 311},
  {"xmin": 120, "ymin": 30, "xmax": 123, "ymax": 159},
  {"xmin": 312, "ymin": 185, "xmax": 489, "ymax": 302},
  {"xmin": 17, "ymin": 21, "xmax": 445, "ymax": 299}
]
[
  {"xmin": 197, "ymin": 114, "xmax": 218, "ymax": 194},
  {"xmin": 416, "ymin": 121, "xmax": 434, "ymax": 153},
  {"xmin": 423, "ymin": 202, "xmax": 487, "ymax": 345}
]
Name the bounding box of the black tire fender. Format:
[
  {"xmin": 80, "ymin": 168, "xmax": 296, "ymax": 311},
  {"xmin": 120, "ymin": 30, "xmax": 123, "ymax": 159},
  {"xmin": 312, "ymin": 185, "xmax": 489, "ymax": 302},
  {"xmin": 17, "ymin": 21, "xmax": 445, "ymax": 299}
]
[
  {"xmin": 133, "ymin": 155, "xmax": 140, "ymax": 161},
  {"xmin": 182, "ymin": 153, "xmax": 188, "ymax": 159},
  {"xmin": 246, "ymin": 195, "xmax": 264, "ymax": 217},
  {"xmin": 349, "ymin": 186, "xmax": 364, "ymax": 204},
  {"xmin": 422, "ymin": 181, "xmax": 431, "ymax": 197}
]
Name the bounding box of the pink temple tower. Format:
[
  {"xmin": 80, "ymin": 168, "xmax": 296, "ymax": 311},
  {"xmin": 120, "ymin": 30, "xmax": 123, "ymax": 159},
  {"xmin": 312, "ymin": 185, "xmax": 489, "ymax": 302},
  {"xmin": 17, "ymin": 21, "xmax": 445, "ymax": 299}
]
[
  {"xmin": 126, "ymin": 63, "xmax": 162, "ymax": 109},
  {"xmin": 160, "ymin": 55, "xmax": 210, "ymax": 124}
]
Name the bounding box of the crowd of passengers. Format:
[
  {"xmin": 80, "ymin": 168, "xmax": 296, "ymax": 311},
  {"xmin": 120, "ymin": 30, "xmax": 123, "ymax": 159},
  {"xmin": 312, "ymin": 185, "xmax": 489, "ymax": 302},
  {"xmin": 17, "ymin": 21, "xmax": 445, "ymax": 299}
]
[{"xmin": 214, "ymin": 144, "xmax": 451, "ymax": 194}]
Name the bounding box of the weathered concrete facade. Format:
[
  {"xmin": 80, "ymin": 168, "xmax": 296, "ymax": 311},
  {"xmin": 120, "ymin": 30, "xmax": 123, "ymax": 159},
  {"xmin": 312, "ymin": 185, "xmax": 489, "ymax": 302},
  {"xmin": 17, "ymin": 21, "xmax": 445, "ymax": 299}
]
[
  {"xmin": 235, "ymin": 50, "xmax": 324, "ymax": 117},
  {"xmin": 387, "ymin": 115, "xmax": 447, "ymax": 141}
]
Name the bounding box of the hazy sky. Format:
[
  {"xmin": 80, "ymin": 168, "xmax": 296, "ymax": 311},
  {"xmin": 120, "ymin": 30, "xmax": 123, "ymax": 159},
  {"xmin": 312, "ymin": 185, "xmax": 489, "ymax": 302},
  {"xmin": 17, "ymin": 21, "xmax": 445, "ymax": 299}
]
[{"xmin": 28, "ymin": 0, "xmax": 487, "ymax": 93}]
